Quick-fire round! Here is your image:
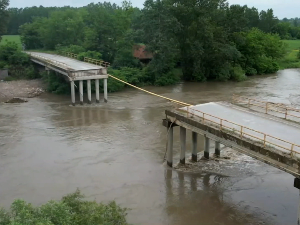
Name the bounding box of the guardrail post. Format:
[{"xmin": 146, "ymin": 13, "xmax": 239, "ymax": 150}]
[
  {"xmin": 220, "ymin": 119, "xmax": 223, "ymax": 131},
  {"xmin": 240, "ymin": 126, "xmax": 243, "ymax": 138},
  {"xmin": 266, "ymin": 102, "xmax": 268, "ymax": 114},
  {"xmin": 285, "ymin": 108, "xmax": 288, "ymax": 119},
  {"xmin": 264, "ymin": 134, "xmax": 266, "ymax": 147}
]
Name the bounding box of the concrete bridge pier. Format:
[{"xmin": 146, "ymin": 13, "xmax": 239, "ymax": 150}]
[
  {"xmin": 180, "ymin": 127, "xmax": 186, "ymax": 164},
  {"xmin": 87, "ymin": 80, "xmax": 92, "ymax": 104},
  {"xmin": 294, "ymin": 178, "xmax": 300, "ymax": 225},
  {"xmin": 70, "ymin": 81, "xmax": 75, "ymax": 106},
  {"xmin": 104, "ymin": 78, "xmax": 108, "ymax": 103},
  {"xmin": 95, "ymin": 79, "xmax": 100, "ymax": 103},
  {"xmin": 204, "ymin": 136, "xmax": 210, "ymax": 159},
  {"xmin": 79, "ymin": 81, "xmax": 84, "ymax": 105},
  {"xmin": 192, "ymin": 132, "xmax": 198, "ymax": 162},
  {"xmin": 167, "ymin": 125, "xmax": 174, "ymax": 167},
  {"xmin": 215, "ymin": 141, "xmax": 221, "ymax": 157}
]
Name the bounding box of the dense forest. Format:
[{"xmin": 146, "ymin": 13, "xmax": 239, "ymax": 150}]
[{"xmin": 1, "ymin": 0, "xmax": 300, "ymax": 92}]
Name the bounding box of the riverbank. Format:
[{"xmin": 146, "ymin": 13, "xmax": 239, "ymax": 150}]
[{"xmin": 0, "ymin": 80, "xmax": 44, "ymax": 102}]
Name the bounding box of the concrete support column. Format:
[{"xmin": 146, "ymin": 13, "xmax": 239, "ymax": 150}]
[
  {"xmin": 104, "ymin": 78, "xmax": 108, "ymax": 103},
  {"xmin": 180, "ymin": 127, "xmax": 186, "ymax": 164},
  {"xmin": 79, "ymin": 80, "xmax": 83, "ymax": 105},
  {"xmin": 95, "ymin": 79, "xmax": 100, "ymax": 103},
  {"xmin": 70, "ymin": 80, "xmax": 75, "ymax": 106},
  {"xmin": 87, "ymin": 80, "xmax": 91, "ymax": 104},
  {"xmin": 204, "ymin": 136, "xmax": 210, "ymax": 159},
  {"xmin": 192, "ymin": 132, "xmax": 198, "ymax": 162},
  {"xmin": 167, "ymin": 127, "xmax": 174, "ymax": 167},
  {"xmin": 215, "ymin": 141, "xmax": 221, "ymax": 158}
]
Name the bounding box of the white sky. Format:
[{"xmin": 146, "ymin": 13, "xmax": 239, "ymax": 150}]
[{"xmin": 9, "ymin": 0, "xmax": 299, "ymax": 19}]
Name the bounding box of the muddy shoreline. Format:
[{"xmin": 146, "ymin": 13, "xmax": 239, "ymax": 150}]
[{"xmin": 0, "ymin": 80, "xmax": 44, "ymax": 102}]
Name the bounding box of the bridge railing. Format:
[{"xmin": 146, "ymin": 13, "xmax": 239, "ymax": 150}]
[
  {"xmin": 232, "ymin": 95, "xmax": 300, "ymax": 122},
  {"xmin": 178, "ymin": 106, "xmax": 300, "ymax": 157},
  {"xmin": 28, "ymin": 52, "xmax": 71, "ymax": 71},
  {"xmin": 62, "ymin": 52, "xmax": 110, "ymax": 68}
]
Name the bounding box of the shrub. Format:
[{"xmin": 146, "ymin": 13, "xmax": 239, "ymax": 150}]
[{"xmin": 0, "ymin": 189, "xmax": 129, "ymax": 225}]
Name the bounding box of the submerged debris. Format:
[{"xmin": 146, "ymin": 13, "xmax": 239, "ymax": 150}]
[{"xmin": 5, "ymin": 97, "xmax": 28, "ymax": 103}]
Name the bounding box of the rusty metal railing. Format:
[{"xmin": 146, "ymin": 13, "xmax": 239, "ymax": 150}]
[
  {"xmin": 27, "ymin": 52, "xmax": 71, "ymax": 70},
  {"xmin": 178, "ymin": 105, "xmax": 300, "ymax": 157},
  {"xmin": 63, "ymin": 52, "xmax": 110, "ymax": 68},
  {"xmin": 232, "ymin": 95, "xmax": 300, "ymax": 121}
]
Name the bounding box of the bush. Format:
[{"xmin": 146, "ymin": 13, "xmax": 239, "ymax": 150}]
[
  {"xmin": 231, "ymin": 65, "xmax": 246, "ymax": 81},
  {"xmin": 0, "ymin": 189, "xmax": 129, "ymax": 225},
  {"xmin": 42, "ymin": 71, "xmax": 70, "ymax": 94}
]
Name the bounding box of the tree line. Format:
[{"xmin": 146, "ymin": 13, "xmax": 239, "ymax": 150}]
[{"xmin": 0, "ymin": 0, "xmax": 299, "ymax": 90}]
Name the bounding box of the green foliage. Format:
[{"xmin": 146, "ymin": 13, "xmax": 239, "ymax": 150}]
[
  {"xmin": 0, "ymin": 41, "xmax": 40, "ymax": 79},
  {"xmin": 42, "ymin": 72, "xmax": 70, "ymax": 94},
  {"xmin": 0, "ymin": 0, "xmax": 9, "ymax": 41},
  {"xmin": 78, "ymin": 51, "xmax": 102, "ymax": 61},
  {"xmin": 0, "ymin": 189, "xmax": 128, "ymax": 225},
  {"xmin": 0, "ymin": 35, "xmax": 21, "ymax": 47}
]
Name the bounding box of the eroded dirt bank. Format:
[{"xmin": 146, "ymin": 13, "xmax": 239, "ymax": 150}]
[{"xmin": 0, "ymin": 80, "xmax": 44, "ymax": 102}]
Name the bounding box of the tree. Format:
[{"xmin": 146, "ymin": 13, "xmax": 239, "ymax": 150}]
[{"xmin": 0, "ymin": 0, "xmax": 9, "ymax": 40}]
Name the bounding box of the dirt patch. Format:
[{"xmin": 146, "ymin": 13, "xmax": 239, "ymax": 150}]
[{"xmin": 0, "ymin": 80, "xmax": 45, "ymax": 103}]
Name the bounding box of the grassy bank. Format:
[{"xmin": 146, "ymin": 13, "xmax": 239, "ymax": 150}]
[
  {"xmin": 278, "ymin": 40, "xmax": 300, "ymax": 69},
  {"xmin": 0, "ymin": 35, "xmax": 22, "ymax": 48}
]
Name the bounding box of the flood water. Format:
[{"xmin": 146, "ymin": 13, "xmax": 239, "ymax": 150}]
[{"xmin": 1, "ymin": 69, "xmax": 300, "ymax": 224}]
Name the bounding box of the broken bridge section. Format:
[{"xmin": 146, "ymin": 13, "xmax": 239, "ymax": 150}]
[
  {"xmin": 26, "ymin": 52, "xmax": 108, "ymax": 105},
  {"xmin": 163, "ymin": 102, "xmax": 300, "ymax": 177}
]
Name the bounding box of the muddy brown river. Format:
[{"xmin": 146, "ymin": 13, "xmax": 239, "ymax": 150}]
[{"xmin": 1, "ymin": 69, "xmax": 300, "ymax": 225}]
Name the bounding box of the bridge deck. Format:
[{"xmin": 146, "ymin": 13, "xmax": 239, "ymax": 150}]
[
  {"xmin": 27, "ymin": 52, "xmax": 103, "ymax": 71},
  {"xmin": 183, "ymin": 102, "xmax": 300, "ymax": 155}
]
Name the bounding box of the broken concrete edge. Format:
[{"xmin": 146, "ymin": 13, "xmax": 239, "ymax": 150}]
[{"xmin": 165, "ymin": 109, "xmax": 300, "ymax": 178}]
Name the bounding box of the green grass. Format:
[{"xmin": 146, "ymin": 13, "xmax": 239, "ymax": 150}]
[
  {"xmin": 282, "ymin": 40, "xmax": 300, "ymax": 51},
  {"xmin": 0, "ymin": 35, "xmax": 22, "ymax": 48},
  {"xmin": 278, "ymin": 40, "xmax": 300, "ymax": 69}
]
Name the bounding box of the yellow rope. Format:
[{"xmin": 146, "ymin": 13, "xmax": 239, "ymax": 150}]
[{"xmin": 108, "ymin": 74, "xmax": 192, "ymax": 107}]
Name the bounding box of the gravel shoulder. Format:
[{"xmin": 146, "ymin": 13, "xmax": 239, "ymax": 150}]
[{"xmin": 0, "ymin": 80, "xmax": 45, "ymax": 103}]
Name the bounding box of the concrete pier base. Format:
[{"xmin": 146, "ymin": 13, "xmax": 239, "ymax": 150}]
[
  {"xmin": 215, "ymin": 141, "xmax": 221, "ymax": 157},
  {"xmin": 70, "ymin": 80, "xmax": 75, "ymax": 106},
  {"xmin": 87, "ymin": 80, "xmax": 91, "ymax": 104},
  {"xmin": 79, "ymin": 80, "xmax": 83, "ymax": 105},
  {"xmin": 192, "ymin": 132, "xmax": 198, "ymax": 162},
  {"xmin": 95, "ymin": 79, "xmax": 100, "ymax": 103},
  {"xmin": 180, "ymin": 127, "xmax": 186, "ymax": 164},
  {"xmin": 104, "ymin": 78, "xmax": 108, "ymax": 103},
  {"xmin": 204, "ymin": 136, "xmax": 210, "ymax": 159},
  {"xmin": 167, "ymin": 127, "xmax": 174, "ymax": 167}
]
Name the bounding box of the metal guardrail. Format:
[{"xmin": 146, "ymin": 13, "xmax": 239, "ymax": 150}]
[
  {"xmin": 27, "ymin": 52, "xmax": 72, "ymax": 71},
  {"xmin": 177, "ymin": 105, "xmax": 300, "ymax": 157},
  {"xmin": 63, "ymin": 52, "xmax": 110, "ymax": 68},
  {"xmin": 232, "ymin": 95, "xmax": 300, "ymax": 121}
]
